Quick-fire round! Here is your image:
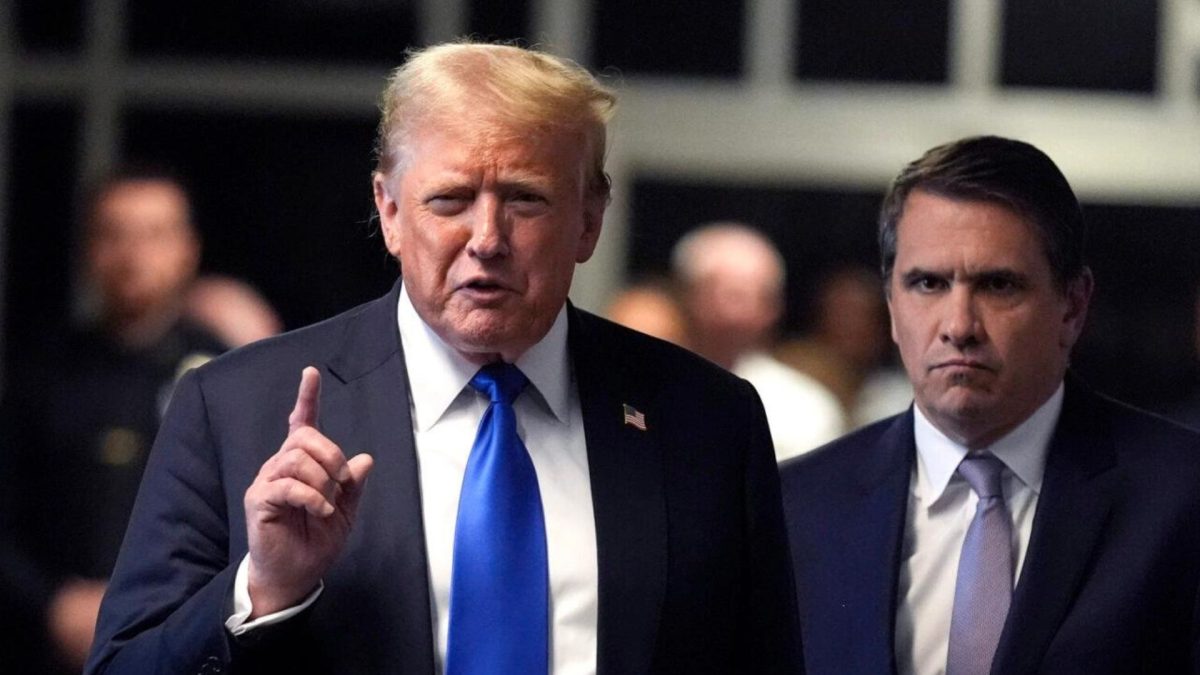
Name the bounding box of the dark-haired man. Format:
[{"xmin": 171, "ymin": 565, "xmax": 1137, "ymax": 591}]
[
  {"xmin": 782, "ymin": 136, "xmax": 1200, "ymax": 674},
  {"xmin": 1, "ymin": 166, "xmax": 223, "ymax": 674}
]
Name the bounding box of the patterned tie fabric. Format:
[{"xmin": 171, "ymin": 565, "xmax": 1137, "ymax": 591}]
[
  {"xmin": 946, "ymin": 452, "xmax": 1013, "ymax": 675},
  {"xmin": 446, "ymin": 363, "xmax": 549, "ymax": 675}
]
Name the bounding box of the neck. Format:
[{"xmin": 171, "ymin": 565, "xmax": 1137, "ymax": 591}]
[{"xmin": 919, "ymin": 385, "xmax": 1061, "ymax": 451}]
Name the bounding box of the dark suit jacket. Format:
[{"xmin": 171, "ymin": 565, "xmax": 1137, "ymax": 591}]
[
  {"xmin": 86, "ymin": 282, "xmax": 801, "ymax": 675},
  {"xmin": 0, "ymin": 321, "xmax": 225, "ymax": 675},
  {"xmin": 781, "ymin": 379, "xmax": 1200, "ymax": 674}
]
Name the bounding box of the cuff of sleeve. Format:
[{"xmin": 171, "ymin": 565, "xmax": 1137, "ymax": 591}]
[{"xmin": 225, "ymin": 555, "xmax": 323, "ymax": 636}]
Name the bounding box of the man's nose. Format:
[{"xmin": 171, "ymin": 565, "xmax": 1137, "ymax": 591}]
[
  {"xmin": 940, "ymin": 286, "xmax": 983, "ymax": 348},
  {"xmin": 466, "ymin": 196, "xmax": 509, "ymax": 259}
]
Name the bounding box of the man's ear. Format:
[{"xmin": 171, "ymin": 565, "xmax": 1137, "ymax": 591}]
[
  {"xmin": 1061, "ymin": 267, "xmax": 1094, "ymax": 350},
  {"xmin": 884, "ymin": 279, "xmax": 900, "ymax": 345},
  {"xmin": 373, "ymin": 173, "xmax": 402, "ymax": 258},
  {"xmin": 574, "ymin": 192, "xmax": 607, "ymax": 264}
]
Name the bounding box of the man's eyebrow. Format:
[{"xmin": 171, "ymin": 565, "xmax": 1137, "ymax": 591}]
[
  {"xmin": 497, "ymin": 170, "xmax": 556, "ymax": 189},
  {"xmin": 899, "ymin": 267, "xmax": 948, "ymax": 282},
  {"xmin": 898, "ymin": 267, "xmax": 1029, "ymax": 283},
  {"xmin": 965, "ymin": 268, "xmax": 1028, "ymax": 284}
]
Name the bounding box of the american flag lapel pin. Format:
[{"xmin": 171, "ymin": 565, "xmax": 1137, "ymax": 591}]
[{"xmin": 622, "ymin": 403, "xmax": 647, "ymax": 431}]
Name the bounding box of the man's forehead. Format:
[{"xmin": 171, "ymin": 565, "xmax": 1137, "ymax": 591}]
[
  {"xmin": 897, "ymin": 193, "xmax": 1040, "ymax": 245},
  {"xmin": 412, "ymin": 106, "xmax": 575, "ymax": 144},
  {"xmin": 404, "ymin": 123, "xmax": 584, "ymax": 179},
  {"xmin": 892, "ymin": 200, "xmax": 1060, "ymax": 285},
  {"xmin": 93, "ymin": 181, "xmax": 191, "ymax": 225}
]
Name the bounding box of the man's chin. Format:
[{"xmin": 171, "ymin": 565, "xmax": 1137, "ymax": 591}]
[
  {"xmin": 920, "ymin": 383, "xmax": 992, "ymax": 417},
  {"xmin": 441, "ymin": 323, "xmax": 525, "ymax": 364}
]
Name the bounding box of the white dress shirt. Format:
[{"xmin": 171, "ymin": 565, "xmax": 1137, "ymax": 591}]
[
  {"xmin": 399, "ymin": 288, "xmax": 598, "ymax": 675},
  {"xmin": 229, "ymin": 287, "xmax": 599, "ymax": 674},
  {"xmin": 895, "ymin": 384, "xmax": 1063, "ymax": 675}
]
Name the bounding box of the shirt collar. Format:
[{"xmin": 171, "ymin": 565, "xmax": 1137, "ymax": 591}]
[
  {"xmin": 396, "ymin": 284, "xmax": 571, "ymax": 431},
  {"xmin": 913, "ymin": 383, "xmax": 1063, "ymax": 505}
]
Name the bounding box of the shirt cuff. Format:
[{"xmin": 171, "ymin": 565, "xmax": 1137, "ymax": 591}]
[{"xmin": 225, "ymin": 554, "xmax": 323, "ymax": 636}]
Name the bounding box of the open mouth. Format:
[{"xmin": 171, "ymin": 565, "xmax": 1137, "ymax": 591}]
[{"xmin": 457, "ymin": 278, "xmax": 512, "ymax": 299}]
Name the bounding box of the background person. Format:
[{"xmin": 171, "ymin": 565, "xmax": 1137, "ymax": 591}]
[
  {"xmin": 672, "ymin": 222, "xmax": 845, "ymax": 460},
  {"xmin": 0, "ymin": 165, "xmax": 224, "ymax": 673},
  {"xmin": 603, "ymin": 276, "xmax": 691, "ymax": 348},
  {"xmin": 776, "ymin": 264, "xmax": 911, "ymax": 429}
]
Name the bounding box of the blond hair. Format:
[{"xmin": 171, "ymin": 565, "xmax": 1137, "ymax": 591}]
[{"xmin": 374, "ymin": 41, "xmax": 617, "ymax": 198}]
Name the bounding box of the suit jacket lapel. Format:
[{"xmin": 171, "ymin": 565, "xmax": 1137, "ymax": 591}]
[
  {"xmin": 569, "ymin": 308, "xmax": 668, "ymax": 675},
  {"xmin": 835, "ymin": 412, "xmax": 913, "ymax": 675},
  {"xmin": 324, "ymin": 281, "xmax": 436, "ymax": 674},
  {"xmin": 993, "ymin": 380, "xmax": 1118, "ymax": 674}
]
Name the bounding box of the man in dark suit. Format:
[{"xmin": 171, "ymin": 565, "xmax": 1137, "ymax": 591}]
[
  {"xmin": 86, "ymin": 42, "xmax": 800, "ymax": 675},
  {"xmin": 781, "ymin": 136, "xmax": 1200, "ymax": 675}
]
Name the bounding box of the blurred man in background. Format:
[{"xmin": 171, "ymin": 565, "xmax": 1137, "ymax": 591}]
[
  {"xmin": 0, "ymin": 165, "xmax": 224, "ymax": 673},
  {"xmin": 604, "ymin": 276, "xmax": 691, "ymax": 348},
  {"xmin": 673, "ymin": 222, "xmax": 845, "ymax": 461},
  {"xmin": 777, "ymin": 265, "xmax": 911, "ymax": 428}
]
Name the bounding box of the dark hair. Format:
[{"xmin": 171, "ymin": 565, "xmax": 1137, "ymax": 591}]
[{"xmin": 878, "ymin": 136, "xmax": 1086, "ymax": 288}]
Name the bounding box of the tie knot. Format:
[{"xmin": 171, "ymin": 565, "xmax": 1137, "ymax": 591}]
[
  {"xmin": 957, "ymin": 453, "xmax": 1006, "ymax": 499},
  {"xmin": 470, "ymin": 363, "xmax": 529, "ymax": 405}
]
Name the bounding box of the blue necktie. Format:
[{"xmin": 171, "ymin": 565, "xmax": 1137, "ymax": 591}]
[
  {"xmin": 446, "ymin": 363, "xmax": 549, "ymax": 675},
  {"xmin": 946, "ymin": 452, "xmax": 1013, "ymax": 675}
]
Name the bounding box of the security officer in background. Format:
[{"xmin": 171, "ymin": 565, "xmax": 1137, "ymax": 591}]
[{"xmin": 0, "ymin": 165, "xmax": 225, "ymax": 674}]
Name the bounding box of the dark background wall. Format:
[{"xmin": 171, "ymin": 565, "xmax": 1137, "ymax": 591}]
[{"xmin": 3, "ymin": 0, "xmax": 1199, "ymax": 412}]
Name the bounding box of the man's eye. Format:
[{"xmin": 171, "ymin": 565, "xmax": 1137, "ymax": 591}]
[
  {"xmin": 427, "ymin": 195, "xmax": 469, "ymax": 215},
  {"xmin": 507, "ymin": 191, "xmax": 550, "ymax": 215},
  {"xmin": 911, "ymin": 276, "xmax": 946, "ymax": 292},
  {"xmin": 981, "ymin": 276, "xmax": 1021, "ymax": 294}
]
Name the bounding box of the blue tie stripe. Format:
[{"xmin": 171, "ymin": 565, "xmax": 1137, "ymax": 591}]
[{"xmin": 446, "ymin": 363, "xmax": 549, "ymax": 675}]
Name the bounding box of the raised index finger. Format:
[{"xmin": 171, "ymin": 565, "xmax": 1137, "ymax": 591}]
[{"xmin": 288, "ymin": 366, "xmax": 321, "ymax": 433}]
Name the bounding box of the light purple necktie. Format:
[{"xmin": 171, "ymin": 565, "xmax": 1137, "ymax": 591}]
[{"xmin": 946, "ymin": 452, "xmax": 1013, "ymax": 675}]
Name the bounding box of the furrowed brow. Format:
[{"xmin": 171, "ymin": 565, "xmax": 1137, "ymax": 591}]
[
  {"xmin": 966, "ymin": 268, "xmax": 1029, "ymax": 285},
  {"xmin": 900, "ymin": 267, "xmax": 948, "ymax": 284}
]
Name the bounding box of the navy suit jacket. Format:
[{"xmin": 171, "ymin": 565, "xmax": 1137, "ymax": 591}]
[
  {"xmin": 781, "ymin": 379, "xmax": 1200, "ymax": 675},
  {"xmin": 86, "ymin": 282, "xmax": 801, "ymax": 675}
]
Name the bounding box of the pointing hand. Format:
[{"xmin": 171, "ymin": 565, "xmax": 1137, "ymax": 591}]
[{"xmin": 243, "ymin": 367, "xmax": 374, "ymax": 617}]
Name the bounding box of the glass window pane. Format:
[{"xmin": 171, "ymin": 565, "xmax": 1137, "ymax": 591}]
[
  {"xmin": 593, "ymin": 0, "xmax": 744, "ymax": 78},
  {"xmin": 796, "ymin": 0, "xmax": 949, "ymax": 84},
  {"xmin": 1001, "ymin": 0, "xmax": 1158, "ymax": 93},
  {"xmin": 127, "ymin": 0, "xmax": 417, "ymax": 66}
]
